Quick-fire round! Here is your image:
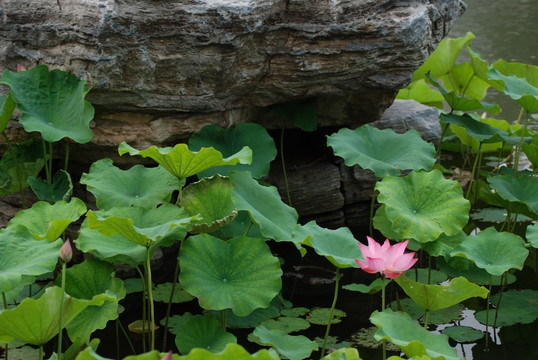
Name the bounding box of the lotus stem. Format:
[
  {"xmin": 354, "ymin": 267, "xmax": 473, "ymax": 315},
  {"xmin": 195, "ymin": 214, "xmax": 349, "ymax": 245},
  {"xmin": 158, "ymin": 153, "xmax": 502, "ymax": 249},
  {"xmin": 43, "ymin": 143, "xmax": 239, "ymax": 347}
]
[
  {"xmin": 381, "ymin": 276, "xmax": 386, "ymax": 360},
  {"xmin": 39, "ymin": 345, "xmax": 43, "ymax": 360},
  {"xmin": 434, "ymin": 123, "xmax": 449, "ymax": 162},
  {"xmin": 280, "ymin": 127, "xmax": 292, "ymax": 207},
  {"xmin": 369, "ymin": 186, "xmax": 378, "ymax": 237},
  {"xmin": 116, "ymin": 319, "xmax": 137, "ymax": 355},
  {"xmin": 320, "ymin": 267, "xmax": 340, "ymax": 359},
  {"xmin": 64, "ymin": 141, "xmax": 69, "ymax": 172},
  {"xmin": 58, "ymin": 261, "xmax": 67, "ymax": 360},
  {"xmin": 162, "ymin": 257, "xmax": 181, "ymax": 351},
  {"xmin": 485, "ymin": 275, "xmax": 493, "ymax": 350},
  {"xmin": 423, "ymin": 309, "xmax": 430, "ymax": 329},
  {"xmin": 135, "ymin": 266, "xmax": 147, "ymax": 353},
  {"xmin": 493, "ymin": 273, "xmax": 507, "ymax": 329},
  {"xmin": 221, "ymin": 309, "xmax": 228, "ymax": 330},
  {"xmin": 2, "ymin": 292, "xmax": 8, "ymax": 360},
  {"xmin": 146, "ymin": 247, "xmax": 156, "ymax": 351},
  {"xmin": 466, "ymin": 142, "xmax": 483, "ymax": 201}
]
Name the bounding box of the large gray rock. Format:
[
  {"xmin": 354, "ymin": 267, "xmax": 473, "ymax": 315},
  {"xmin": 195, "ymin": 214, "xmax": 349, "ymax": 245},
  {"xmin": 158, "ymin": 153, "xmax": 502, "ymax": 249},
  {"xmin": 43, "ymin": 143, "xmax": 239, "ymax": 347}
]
[{"xmin": 1, "ymin": 0, "xmax": 464, "ymax": 116}]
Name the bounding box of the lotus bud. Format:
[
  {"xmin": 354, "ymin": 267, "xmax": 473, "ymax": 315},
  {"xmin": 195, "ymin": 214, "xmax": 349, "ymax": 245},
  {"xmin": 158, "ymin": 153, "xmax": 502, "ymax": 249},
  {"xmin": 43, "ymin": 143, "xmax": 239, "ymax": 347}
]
[
  {"xmin": 160, "ymin": 351, "xmax": 173, "ymax": 360},
  {"xmin": 59, "ymin": 239, "xmax": 73, "ymax": 263},
  {"xmin": 16, "ymin": 64, "xmax": 26, "ymax": 72}
]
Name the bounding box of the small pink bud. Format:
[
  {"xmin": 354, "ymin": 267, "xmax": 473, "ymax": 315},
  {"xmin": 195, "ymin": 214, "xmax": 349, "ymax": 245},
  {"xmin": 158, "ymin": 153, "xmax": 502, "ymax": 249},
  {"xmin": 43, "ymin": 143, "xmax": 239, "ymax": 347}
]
[
  {"xmin": 161, "ymin": 351, "xmax": 173, "ymax": 360},
  {"xmin": 59, "ymin": 239, "xmax": 73, "ymax": 263},
  {"xmin": 16, "ymin": 64, "xmax": 27, "ymax": 72}
]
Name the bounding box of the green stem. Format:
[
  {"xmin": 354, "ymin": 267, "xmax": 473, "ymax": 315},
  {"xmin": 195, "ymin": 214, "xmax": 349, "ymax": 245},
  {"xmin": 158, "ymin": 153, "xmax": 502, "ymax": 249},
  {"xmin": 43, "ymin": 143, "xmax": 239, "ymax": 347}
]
[
  {"xmin": 423, "ymin": 309, "xmax": 430, "ymax": 328},
  {"xmin": 493, "ymin": 273, "xmax": 507, "ymax": 329},
  {"xmin": 48, "ymin": 141, "xmax": 53, "ymax": 184},
  {"xmin": 280, "ymin": 127, "xmax": 292, "ymax": 207},
  {"xmin": 466, "ymin": 142, "xmax": 483, "ymax": 200},
  {"xmin": 513, "ymin": 110, "xmax": 529, "ymax": 175},
  {"xmin": 381, "ymin": 277, "xmax": 386, "ymax": 360},
  {"xmin": 221, "ymin": 309, "xmax": 228, "ymax": 330},
  {"xmin": 3, "ymin": 132, "xmax": 26, "ymax": 208},
  {"xmin": 2, "ymin": 292, "xmax": 8, "ymax": 360},
  {"xmin": 427, "ymin": 256, "xmax": 432, "ymax": 284},
  {"xmin": 146, "ymin": 247, "xmax": 156, "ymax": 351},
  {"xmin": 64, "ymin": 141, "xmax": 69, "ymax": 172},
  {"xmin": 135, "ymin": 266, "xmax": 147, "ymax": 353},
  {"xmin": 243, "ymin": 220, "xmax": 253, "ymax": 237},
  {"xmin": 162, "ymin": 256, "xmax": 181, "ymax": 351},
  {"xmin": 485, "ymin": 275, "xmax": 493, "ymax": 350},
  {"xmin": 42, "ymin": 139, "xmax": 51, "ymax": 185},
  {"xmin": 58, "ymin": 261, "xmax": 67, "ymax": 360},
  {"xmin": 435, "ymin": 123, "xmax": 449, "ymax": 162},
  {"xmin": 320, "ymin": 268, "xmax": 340, "ymax": 359},
  {"xmin": 115, "ymin": 319, "xmax": 120, "ymax": 360},
  {"xmin": 40, "ymin": 345, "xmax": 43, "ymax": 360},
  {"xmin": 369, "ymin": 186, "xmax": 378, "ymax": 237},
  {"xmin": 116, "ymin": 319, "xmax": 137, "ymax": 355}
]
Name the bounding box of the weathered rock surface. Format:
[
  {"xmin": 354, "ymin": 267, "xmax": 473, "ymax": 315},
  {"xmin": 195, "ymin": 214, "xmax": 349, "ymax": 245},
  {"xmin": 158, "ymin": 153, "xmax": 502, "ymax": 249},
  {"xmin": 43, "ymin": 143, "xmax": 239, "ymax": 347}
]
[{"xmin": 1, "ymin": 0, "xmax": 464, "ymax": 116}]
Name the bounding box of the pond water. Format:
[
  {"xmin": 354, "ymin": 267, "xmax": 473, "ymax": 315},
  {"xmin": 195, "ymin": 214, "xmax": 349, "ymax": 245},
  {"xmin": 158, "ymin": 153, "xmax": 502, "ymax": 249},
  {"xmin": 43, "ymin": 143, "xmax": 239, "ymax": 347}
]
[{"xmin": 448, "ymin": 0, "xmax": 538, "ymax": 125}]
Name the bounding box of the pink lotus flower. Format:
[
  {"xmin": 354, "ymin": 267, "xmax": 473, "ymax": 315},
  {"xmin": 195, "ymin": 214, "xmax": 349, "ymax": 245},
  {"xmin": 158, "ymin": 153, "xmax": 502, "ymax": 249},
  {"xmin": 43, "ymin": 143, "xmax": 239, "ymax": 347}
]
[
  {"xmin": 356, "ymin": 237, "xmax": 417, "ymax": 279},
  {"xmin": 161, "ymin": 351, "xmax": 173, "ymax": 360},
  {"xmin": 59, "ymin": 239, "xmax": 73, "ymax": 263}
]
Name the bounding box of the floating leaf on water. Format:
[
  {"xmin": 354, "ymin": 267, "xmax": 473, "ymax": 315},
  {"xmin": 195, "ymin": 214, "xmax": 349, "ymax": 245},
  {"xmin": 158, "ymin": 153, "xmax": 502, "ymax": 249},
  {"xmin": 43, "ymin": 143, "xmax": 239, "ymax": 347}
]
[
  {"xmin": 174, "ymin": 314, "xmax": 237, "ymax": 355},
  {"xmin": 343, "ymin": 278, "xmax": 383, "ymax": 294},
  {"xmin": 389, "ymin": 298, "xmax": 464, "ymax": 324},
  {"xmin": 128, "ymin": 320, "xmax": 159, "ymax": 334},
  {"xmin": 152, "ymin": 282, "xmax": 194, "ymax": 304},
  {"xmin": 437, "ymin": 256, "xmax": 516, "ymax": 286},
  {"xmin": 123, "ymin": 278, "xmax": 147, "ymax": 294},
  {"xmin": 471, "ymin": 207, "xmax": 533, "ymax": 223},
  {"xmin": 162, "ymin": 312, "xmax": 195, "ymax": 335},
  {"xmin": 280, "ymin": 307, "xmax": 310, "ymax": 317},
  {"xmin": 259, "ymin": 317, "xmax": 310, "ymax": 334},
  {"xmin": 526, "ymin": 222, "xmax": 538, "ymax": 248},
  {"xmin": 306, "ymin": 308, "xmax": 347, "ymax": 325},
  {"xmin": 251, "ymin": 325, "xmax": 318, "ymax": 360},
  {"xmin": 350, "ymin": 326, "xmax": 400, "ymax": 351},
  {"xmin": 475, "ymin": 289, "xmax": 538, "ymax": 327},
  {"xmin": 313, "ymin": 335, "xmax": 351, "ymax": 350},
  {"xmin": 441, "ymin": 326, "xmax": 484, "ymax": 343}
]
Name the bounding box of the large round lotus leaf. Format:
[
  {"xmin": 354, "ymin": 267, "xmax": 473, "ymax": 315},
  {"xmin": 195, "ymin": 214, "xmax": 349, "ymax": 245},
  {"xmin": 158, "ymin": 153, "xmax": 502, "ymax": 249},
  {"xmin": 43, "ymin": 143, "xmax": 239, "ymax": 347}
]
[
  {"xmin": 86, "ymin": 204, "xmax": 192, "ymax": 248},
  {"xmin": 321, "ymin": 348, "xmax": 360, "ymax": 360},
  {"xmin": 80, "ymin": 159, "xmax": 177, "ymax": 210},
  {"xmin": 181, "ymin": 175, "xmax": 237, "ymax": 234},
  {"xmin": 251, "ymin": 325, "xmax": 318, "ymax": 360},
  {"xmin": 0, "ymin": 225, "xmax": 62, "ymax": 293},
  {"xmin": 441, "ymin": 326, "xmax": 484, "ymax": 343},
  {"xmin": 175, "ymin": 314, "xmax": 237, "ymax": 355},
  {"xmin": 230, "ymin": 171, "xmax": 298, "ymax": 243},
  {"xmin": 327, "ymin": 125, "xmax": 435, "ymax": 178},
  {"xmin": 396, "ymin": 78, "xmax": 444, "ymax": 108},
  {"xmin": 487, "ymin": 169, "xmax": 538, "ymax": 216},
  {"xmin": 152, "ymin": 282, "xmax": 194, "ymax": 304},
  {"xmin": 437, "ymin": 257, "xmax": 516, "ymax": 286},
  {"xmin": 395, "ymin": 276, "xmax": 488, "ymax": 311},
  {"xmin": 55, "ymin": 258, "xmax": 125, "ymax": 342},
  {"xmin": 76, "ymin": 221, "xmax": 146, "ymax": 266},
  {"xmin": 372, "ymin": 204, "xmax": 403, "ymax": 241},
  {"xmin": 440, "ymin": 113, "xmax": 503, "ymax": 142},
  {"xmin": 218, "ymin": 211, "xmax": 268, "ymax": 240},
  {"xmin": 376, "ymin": 170, "xmax": 470, "ymax": 243},
  {"xmin": 118, "ymin": 142, "xmax": 251, "ymax": 180},
  {"xmin": 527, "ymin": 222, "xmax": 538, "ymax": 248},
  {"xmin": 162, "ymin": 312, "xmax": 195, "ymax": 335},
  {"xmin": 214, "ymin": 306, "xmax": 280, "ymax": 329},
  {"xmin": 404, "ymin": 268, "xmax": 448, "ymax": 284},
  {"xmin": 450, "ymin": 227, "xmax": 529, "ymax": 276},
  {"xmin": 0, "ymin": 286, "xmax": 112, "ymax": 345},
  {"xmin": 9, "ymin": 198, "xmax": 87, "ymax": 241},
  {"xmin": 474, "ymin": 307, "xmax": 536, "ymax": 327},
  {"xmin": 1, "ymin": 65, "xmax": 94, "ymax": 143},
  {"xmin": 179, "ymin": 234, "xmax": 282, "ymax": 316},
  {"xmin": 370, "ymin": 310, "xmax": 460, "ymax": 360},
  {"xmin": 295, "ymin": 221, "xmax": 361, "ymax": 268},
  {"xmin": 488, "ymin": 67, "xmax": 538, "ymax": 112},
  {"xmin": 189, "ymin": 123, "xmax": 277, "ymax": 179},
  {"xmin": 490, "ymin": 289, "xmax": 538, "ymax": 320}
]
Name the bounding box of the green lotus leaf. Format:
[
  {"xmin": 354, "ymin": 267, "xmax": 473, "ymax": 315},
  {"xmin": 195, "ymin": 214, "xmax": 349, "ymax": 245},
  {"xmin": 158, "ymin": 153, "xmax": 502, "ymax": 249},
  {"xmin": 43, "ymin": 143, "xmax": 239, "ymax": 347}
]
[
  {"xmin": 86, "ymin": 204, "xmax": 192, "ymax": 248},
  {"xmin": 1, "ymin": 65, "xmax": 94, "ymax": 143},
  {"xmin": 450, "ymin": 227, "xmax": 529, "ymax": 276},
  {"xmin": 370, "ymin": 310, "xmax": 461, "ymax": 360},
  {"xmin": 189, "ymin": 123, "xmax": 277, "ymax": 179},
  {"xmin": 437, "ymin": 62, "xmax": 490, "ymax": 100},
  {"xmin": 0, "ymin": 226, "xmax": 62, "ymax": 293},
  {"xmin": 182, "ymin": 175, "xmax": 237, "ymax": 234},
  {"xmin": 163, "ymin": 313, "xmax": 195, "ymax": 335},
  {"xmin": 9, "ymin": 198, "xmax": 87, "ymax": 241},
  {"xmin": 440, "ymin": 113, "xmax": 504, "ymax": 142},
  {"xmin": 152, "ymin": 282, "xmax": 194, "ymax": 303},
  {"xmin": 259, "ymin": 317, "xmax": 311, "ymax": 334},
  {"xmin": 470, "ymin": 207, "xmax": 533, "ymax": 223},
  {"xmin": 179, "ymin": 234, "xmax": 282, "ymax": 316},
  {"xmin": 475, "ymin": 289, "xmax": 538, "ymax": 327},
  {"xmin": 487, "ymin": 169, "xmax": 538, "ymax": 215},
  {"xmin": 488, "ymin": 67, "xmax": 538, "ymax": 112},
  {"xmin": 327, "ymin": 125, "xmax": 435, "ymax": 178},
  {"xmin": 175, "ymin": 314, "xmax": 237, "ymax": 355},
  {"xmin": 76, "ymin": 220, "xmax": 147, "ymax": 266},
  {"xmin": 412, "ymin": 32, "xmax": 474, "ymax": 81},
  {"xmin": 0, "ymin": 92, "xmax": 16, "ymax": 132},
  {"xmin": 437, "ymin": 256, "xmax": 516, "ymax": 286},
  {"xmin": 404, "ymin": 268, "xmax": 448, "ymax": 284},
  {"xmin": 376, "ymin": 170, "xmax": 470, "ymax": 243},
  {"xmin": 251, "ymin": 325, "xmax": 318, "ymax": 360},
  {"xmin": 0, "ymin": 286, "xmax": 112, "ymax": 345},
  {"xmin": 442, "ymin": 326, "xmax": 484, "ymax": 343},
  {"xmin": 296, "ymin": 221, "xmax": 361, "ymax": 268},
  {"xmin": 322, "ymin": 348, "xmax": 361, "ymax": 360},
  {"xmin": 395, "ymin": 276, "xmax": 488, "ymax": 311},
  {"xmin": 230, "ymin": 171, "xmax": 298, "ymax": 242},
  {"xmin": 28, "ymin": 169, "xmax": 73, "ymax": 202},
  {"xmin": 118, "ymin": 142, "xmax": 252, "ymax": 180},
  {"xmin": 306, "ymin": 308, "xmax": 346, "ymax": 325},
  {"xmin": 522, "ymin": 136, "xmax": 538, "ymax": 169},
  {"xmin": 343, "ymin": 278, "xmax": 384, "ymax": 295},
  {"xmin": 80, "ymin": 159, "xmax": 178, "ymax": 209},
  {"xmin": 396, "ymin": 79, "xmax": 444, "ymax": 108},
  {"xmin": 0, "ymin": 139, "xmax": 44, "ymax": 196},
  {"xmin": 270, "ymin": 99, "xmax": 318, "ymax": 131},
  {"xmin": 527, "ymin": 222, "xmax": 538, "ymax": 248},
  {"xmin": 372, "ymin": 204, "xmax": 403, "ymax": 241},
  {"xmin": 420, "ymin": 231, "xmax": 467, "ymax": 259},
  {"xmin": 218, "ymin": 211, "xmax": 268, "ymax": 240},
  {"xmin": 389, "ymin": 298, "xmax": 464, "ymax": 325},
  {"xmin": 211, "ymin": 297, "xmax": 283, "ymax": 329},
  {"xmin": 54, "ymin": 258, "xmax": 126, "ymax": 342},
  {"xmin": 280, "ymin": 307, "xmax": 310, "ymax": 318}
]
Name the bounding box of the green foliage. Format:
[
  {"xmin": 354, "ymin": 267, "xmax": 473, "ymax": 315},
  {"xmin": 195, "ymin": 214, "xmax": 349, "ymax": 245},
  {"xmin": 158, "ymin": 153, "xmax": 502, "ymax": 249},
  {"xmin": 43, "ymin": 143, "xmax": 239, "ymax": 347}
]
[
  {"xmin": 175, "ymin": 314, "xmax": 237, "ymax": 355},
  {"xmin": 251, "ymin": 325, "xmax": 318, "ymax": 360},
  {"xmin": 0, "ymin": 139, "xmax": 43, "ymax": 196},
  {"xmin": 28, "ymin": 169, "xmax": 73, "ymax": 202}
]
